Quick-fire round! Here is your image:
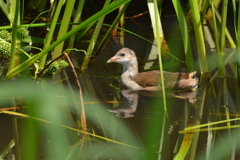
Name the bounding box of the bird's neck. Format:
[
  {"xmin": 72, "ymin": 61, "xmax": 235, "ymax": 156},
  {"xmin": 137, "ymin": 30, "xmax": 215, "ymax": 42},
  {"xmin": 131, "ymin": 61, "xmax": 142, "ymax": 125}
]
[
  {"xmin": 122, "ymin": 58, "xmax": 138, "ymax": 79},
  {"xmin": 120, "ymin": 58, "xmax": 143, "ymax": 90}
]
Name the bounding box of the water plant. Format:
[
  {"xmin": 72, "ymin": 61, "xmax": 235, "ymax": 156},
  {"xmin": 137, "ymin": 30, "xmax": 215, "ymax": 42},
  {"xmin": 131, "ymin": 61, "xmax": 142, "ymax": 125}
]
[{"xmin": 0, "ymin": 0, "xmax": 240, "ymax": 160}]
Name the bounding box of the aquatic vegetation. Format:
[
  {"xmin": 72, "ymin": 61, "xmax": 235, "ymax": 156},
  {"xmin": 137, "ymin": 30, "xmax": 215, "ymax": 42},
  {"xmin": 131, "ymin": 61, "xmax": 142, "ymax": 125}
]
[
  {"xmin": 43, "ymin": 60, "xmax": 69, "ymax": 77},
  {"xmin": 0, "ymin": 30, "xmax": 11, "ymax": 42},
  {"xmin": 0, "ymin": 0, "xmax": 240, "ymax": 160},
  {"xmin": 16, "ymin": 27, "xmax": 29, "ymax": 40},
  {"xmin": 0, "ymin": 43, "xmax": 11, "ymax": 58}
]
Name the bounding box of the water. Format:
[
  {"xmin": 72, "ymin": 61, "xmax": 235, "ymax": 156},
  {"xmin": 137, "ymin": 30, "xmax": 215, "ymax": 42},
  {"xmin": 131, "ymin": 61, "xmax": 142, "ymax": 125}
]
[{"xmin": 1, "ymin": 47, "xmax": 240, "ymax": 159}]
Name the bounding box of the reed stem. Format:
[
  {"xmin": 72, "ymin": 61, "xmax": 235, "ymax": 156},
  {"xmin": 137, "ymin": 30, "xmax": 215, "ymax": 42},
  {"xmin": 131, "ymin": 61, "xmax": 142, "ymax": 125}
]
[
  {"xmin": 7, "ymin": 0, "xmax": 19, "ymax": 73},
  {"xmin": 39, "ymin": 0, "xmax": 65, "ymax": 70},
  {"xmin": 172, "ymin": 0, "xmax": 194, "ymax": 71},
  {"xmin": 80, "ymin": 0, "xmax": 111, "ymax": 72},
  {"xmin": 147, "ymin": 0, "xmax": 168, "ymax": 115},
  {"xmin": 189, "ymin": 0, "xmax": 208, "ymax": 73},
  {"xmin": 52, "ymin": 0, "xmax": 76, "ymax": 60}
]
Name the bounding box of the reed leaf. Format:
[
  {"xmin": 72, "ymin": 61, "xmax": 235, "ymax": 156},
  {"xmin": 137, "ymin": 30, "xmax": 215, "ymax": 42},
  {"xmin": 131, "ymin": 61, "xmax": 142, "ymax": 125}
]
[
  {"xmin": 7, "ymin": 0, "xmax": 19, "ymax": 72},
  {"xmin": 0, "ymin": 0, "xmax": 13, "ymax": 23},
  {"xmin": 95, "ymin": 3, "xmax": 130, "ymax": 54},
  {"xmin": 80, "ymin": 0, "xmax": 111, "ymax": 72},
  {"xmin": 67, "ymin": 0, "xmax": 86, "ymax": 51},
  {"xmin": 52, "ymin": 0, "xmax": 76, "ymax": 60},
  {"xmin": 172, "ymin": 0, "xmax": 193, "ymax": 71},
  {"xmin": 185, "ymin": 117, "xmax": 240, "ymax": 131},
  {"xmin": 208, "ymin": 0, "xmax": 224, "ymax": 76},
  {"xmin": 220, "ymin": 0, "xmax": 228, "ymax": 51},
  {"xmin": 1, "ymin": 110, "xmax": 149, "ymax": 152},
  {"xmin": 39, "ymin": 0, "xmax": 65, "ymax": 69},
  {"xmin": 5, "ymin": 0, "xmax": 131, "ymax": 79},
  {"xmin": 189, "ymin": 0, "xmax": 208, "ymax": 72},
  {"xmin": 174, "ymin": 133, "xmax": 194, "ymax": 160},
  {"xmin": 219, "ymin": 0, "xmax": 228, "ymax": 105},
  {"xmin": 147, "ymin": 0, "xmax": 167, "ymax": 113},
  {"xmin": 237, "ymin": 0, "xmax": 240, "ymax": 84}
]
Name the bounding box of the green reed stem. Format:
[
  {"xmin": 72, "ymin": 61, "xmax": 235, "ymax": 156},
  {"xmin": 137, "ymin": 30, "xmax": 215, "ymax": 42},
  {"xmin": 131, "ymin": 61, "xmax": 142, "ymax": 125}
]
[
  {"xmin": 0, "ymin": 0, "xmax": 13, "ymax": 23},
  {"xmin": 52, "ymin": 0, "xmax": 76, "ymax": 60},
  {"xmin": 189, "ymin": 0, "xmax": 208, "ymax": 73},
  {"xmin": 208, "ymin": 0, "xmax": 223, "ymax": 75},
  {"xmin": 214, "ymin": 8, "xmax": 235, "ymax": 48},
  {"xmin": 232, "ymin": 0, "xmax": 237, "ymax": 42},
  {"xmin": 220, "ymin": 0, "xmax": 228, "ymax": 104},
  {"xmin": 80, "ymin": 0, "xmax": 111, "ymax": 72},
  {"xmin": 7, "ymin": 0, "xmax": 19, "ymax": 73},
  {"xmin": 172, "ymin": 0, "xmax": 193, "ymax": 71},
  {"xmin": 39, "ymin": 0, "xmax": 65, "ymax": 70},
  {"xmin": 220, "ymin": 0, "xmax": 228, "ymax": 52},
  {"xmin": 200, "ymin": 0, "xmax": 209, "ymax": 22},
  {"xmin": 0, "ymin": 23, "xmax": 57, "ymax": 29},
  {"xmin": 75, "ymin": 22, "xmax": 97, "ymax": 42},
  {"xmin": 237, "ymin": 0, "xmax": 240, "ymax": 84},
  {"xmin": 67, "ymin": 0, "xmax": 85, "ymax": 50},
  {"xmin": 95, "ymin": 2, "xmax": 130, "ymax": 54},
  {"xmin": 148, "ymin": 0, "xmax": 168, "ymax": 114},
  {"xmin": 0, "ymin": 23, "xmax": 88, "ymax": 30},
  {"xmin": 119, "ymin": 5, "xmax": 125, "ymax": 46},
  {"xmin": 220, "ymin": 0, "xmax": 229, "ymax": 51},
  {"xmin": 28, "ymin": 9, "xmax": 51, "ymax": 28}
]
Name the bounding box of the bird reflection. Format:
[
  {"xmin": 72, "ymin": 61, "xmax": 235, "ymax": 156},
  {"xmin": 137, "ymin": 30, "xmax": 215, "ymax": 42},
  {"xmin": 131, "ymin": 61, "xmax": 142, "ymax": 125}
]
[
  {"xmin": 108, "ymin": 89, "xmax": 198, "ymax": 118},
  {"xmin": 108, "ymin": 90, "xmax": 138, "ymax": 118}
]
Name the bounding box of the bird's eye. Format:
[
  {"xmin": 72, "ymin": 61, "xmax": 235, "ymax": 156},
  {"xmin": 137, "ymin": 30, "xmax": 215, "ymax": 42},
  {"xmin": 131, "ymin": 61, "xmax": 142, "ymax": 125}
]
[{"xmin": 120, "ymin": 53, "xmax": 125, "ymax": 57}]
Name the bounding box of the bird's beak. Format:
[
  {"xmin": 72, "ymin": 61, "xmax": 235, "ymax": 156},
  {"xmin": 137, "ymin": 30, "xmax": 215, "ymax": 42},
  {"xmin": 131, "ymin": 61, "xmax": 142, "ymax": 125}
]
[{"xmin": 107, "ymin": 56, "xmax": 118, "ymax": 63}]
